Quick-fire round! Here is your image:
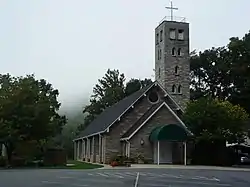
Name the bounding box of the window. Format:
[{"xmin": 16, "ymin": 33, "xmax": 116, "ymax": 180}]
[
  {"xmin": 175, "ymin": 66, "xmax": 179, "ymax": 75},
  {"xmin": 172, "ymin": 85, "xmax": 176, "ymax": 93},
  {"xmin": 158, "ymin": 68, "xmax": 161, "ymax": 78},
  {"xmin": 177, "ymin": 48, "xmax": 183, "ymax": 56},
  {"xmin": 178, "ymin": 85, "xmax": 182, "ymax": 93},
  {"xmin": 169, "ymin": 29, "xmax": 176, "ymax": 40},
  {"xmin": 156, "ymin": 33, "xmax": 159, "ymax": 44},
  {"xmin": 160, "ymin": 30, "xmax": 163, "ymax": 42},
  {"xmin": 172, "ymin": 47, "xmax": 176, "ymax": 56},
  {"xmin": 178, "ymin": 29, "xmax": 184, "ymax": 40},
  {"xmin": 157, "ymin": 49, "xmax": 160, "ymax": 60},
  {"xmin": 148, "ymin": 91, "xmax": 159, "ymax": 103}
]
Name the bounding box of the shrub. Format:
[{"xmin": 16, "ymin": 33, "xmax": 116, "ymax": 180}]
[
  {"xmin": 110, "ymin": 161, "xmax": 118, "ymax": 167},
  {"xmin": 128, "ymin": 157, "xmax": 136, "ymax": 164},
  {"xmin": 0, "ymin": 156, "xmax": 6, "ymax": 167},
  {"xmin": 143, "ymin": 158, "xmax": 153, "ymax": 164},
  {"xmin": 25, "ymin": 160, "xmax": 44, "ymax": 167},
  {"xmin": 43, "ymin": 148, "xmax": 66, "ymax": 166},
  {"xmin": 11, "ymin": 156, "xmax": 26, "ymax": 167},
  {"xmin": 110, "ymin": 155, "xmax": 130, "ymax": 166}
]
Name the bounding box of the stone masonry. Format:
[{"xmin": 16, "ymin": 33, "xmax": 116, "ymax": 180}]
[
  {"xmin": 104, "ymin": 86, "xmax": 173, "ymax": 164},
  {"xmin": 74, "ymin": 20, "xmax": 191, "ymax": 165},
  {"xmin": 155, "ymin": 21, "xmax": 190, "ymax": 109},
  {"xmin": 129, "ymin": 106, "xmax": 184, "ymax": 164}
]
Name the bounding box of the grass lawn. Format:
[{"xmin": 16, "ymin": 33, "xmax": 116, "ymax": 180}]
[{"xmin": 43, "ymin": 160, "xmax": 103, "ymax": 169}]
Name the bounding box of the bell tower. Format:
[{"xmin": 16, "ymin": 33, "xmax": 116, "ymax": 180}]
[{"xmin": 155, "ymin": 1, "xmax": 190, "ymax": 109}]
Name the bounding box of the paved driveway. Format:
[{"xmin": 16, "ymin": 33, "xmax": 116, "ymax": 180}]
[{"xmin": 0, "ymin": 168, "xmax": 250, "ymax": 186}]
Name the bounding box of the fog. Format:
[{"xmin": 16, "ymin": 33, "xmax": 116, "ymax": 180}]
[{"xmin": 1, "ymin": 0, "xmax": 250, "ymax": 118}]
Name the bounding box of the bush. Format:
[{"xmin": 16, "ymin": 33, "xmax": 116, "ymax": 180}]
[
  {"xmin": 110, "ymin": 155, "xmax": 130, "ymax": 166},
  {"xmin": 25, "ymin": 160, "xmax": 44, "ymax": 167},
  {"xmin": 0, "ymin": 156, "xmax": 6, "ymax": 167},
  {"xmin": 143, "ymin": 158, "xmax": 153, "ymax": 164},
  {"xmin": 191, "ymin": 140, "xmax": 237, "ymax": 166},
  {"xmin": 43, "ymin": 148, "xmax": 66, "ymax": 166},
  {"xmin": 11, "ymin": 157, "xmax": 26, "ymax": 167},
  {"xmin": 128, "ymin": 157, "xmax": 136, "ymax": 164}
]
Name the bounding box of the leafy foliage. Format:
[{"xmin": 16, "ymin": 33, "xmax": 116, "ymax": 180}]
[
  {"xmin": 0, "ymin": 74, "xmax": 66, "ymax": 164},
  {"xmin": 77, "ymin": 69, "xmax": 152, "ymax": 132},
  {"xmin": 190, "ymin": 31, "xmax": 250, "ymax": 114},
  {"xmin": 183, "ymin": 97, "xmax": 249, "ymax": 143},
  {"xmin": 125, "ymin": 78, "xmax": 152, "ymax": 96}
]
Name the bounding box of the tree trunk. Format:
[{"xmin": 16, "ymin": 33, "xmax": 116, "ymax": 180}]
[{"xmin": 4, "ymin": 142, "xmax": 14, "ymax": 168}]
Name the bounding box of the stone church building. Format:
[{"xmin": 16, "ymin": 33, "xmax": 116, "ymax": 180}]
[{"xmin": 73, "ymin": 18, "xmax": 192, "ymax": 165}]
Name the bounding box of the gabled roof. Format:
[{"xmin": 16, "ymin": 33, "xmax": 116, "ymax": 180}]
[
  {"xmin": 74, "ymin": 80, "xmax": 185, "ymax": 141},
  {"xmin": 121, "ymin": 101, "xmax": 164, "ymax": 139},
  {"xmin": 120, "ymin": 102, "xmax": 192, "ymax": 141},
  {"xmin": 74, "ymin": 82, "xmax": 156, "ymax": 140}
]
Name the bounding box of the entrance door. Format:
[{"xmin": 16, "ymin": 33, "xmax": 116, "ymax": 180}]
[
  {"xmin": 160, "ymin": 141, "xmax": 172, "ymax": 164},
  {"xmin": 153, "ymin": 141, "xmax": 173, "ymax": 164}
]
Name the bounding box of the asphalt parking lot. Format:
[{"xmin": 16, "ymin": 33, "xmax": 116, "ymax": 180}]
[{"xmin": 0, "ymin": 168, "xmax": 250, "ymax": 187}]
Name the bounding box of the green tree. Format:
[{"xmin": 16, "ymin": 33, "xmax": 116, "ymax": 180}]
[
  {"xmin": 190, "ymin": 47, "xmax": 232, "ymax": 101},
  {"xmin": 125, "ymin": 78, "xmax": 152, "ymax": 96},
  {"xmin": 77, "ymin": 69, "xmax": 152, "ymax": 132},
  {"xmin": 190, "ymin": 31, "xmax": 250, "ymax": 113},
  {"xmin": 0, "ymin": 74, "xmax": 66, "ymax": 164},
  {"xmin": 183, "ymin": 97, "xmax": 249, "ymax": 143},
  {"xmin": 227, "ymin": 33, "xmax": 250, "ymax": 113}
]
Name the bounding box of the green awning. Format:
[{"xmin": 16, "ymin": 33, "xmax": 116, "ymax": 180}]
[{"xmin": 149, "ymin": 124, "xmax": 189, "ymax": 142}]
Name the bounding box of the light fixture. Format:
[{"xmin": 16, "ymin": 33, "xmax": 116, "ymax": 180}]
[{"xmin": 140, "ymin": 139, "xmax": 144, "ymax": 145}]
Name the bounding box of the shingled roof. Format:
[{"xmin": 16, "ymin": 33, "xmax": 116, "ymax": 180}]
[{"xmin": 75, "ymin": 81, "xmax": 156, "ymax": 140}]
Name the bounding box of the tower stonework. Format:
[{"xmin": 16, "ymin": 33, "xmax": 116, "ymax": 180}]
[{"xmin": 155, "ymin": 21, "xmax": 190, "ymax": 109}]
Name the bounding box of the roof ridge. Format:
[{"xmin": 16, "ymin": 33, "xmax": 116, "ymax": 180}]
[{"xmin": 75, "ymin": 81, "xmax": 156, "ymax": 140}]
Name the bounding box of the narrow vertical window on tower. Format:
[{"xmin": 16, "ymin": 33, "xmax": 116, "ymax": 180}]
[
  {"xmin": 156, "ymin": 33, "xmax": 159, "ymax": 44},
  {"xmin": 172, "ymin": 47, "xmax": 176, "ymax": 56},
  {"xmin": 169, "ymin": 29, "xmax": 176, "ymax": 40},
  {"xmin": 178, "ymin": 85, "xmax": 182, "ymax": 94},
  {"xmin": 178, "ymin": 29, "xmax": 184, "ymax": 40},
  {"xmin": 177, "ymin": 48, "xmax": 183, "ymax": 56},
  {"xmin": 159, "ymin": 49, "xmax": 162, "ymax": 60},
  {"xmin": 172, "ymin": 85, "xmax": 176, "ymax": 93},
  {"xmin": 158, "ymin": 68, "xmax": 161, "ymax": 78},
  {"xmin": 160, "ymin": 30, "xmax": 163, "ymax": 42},
  {"xmin": 174, "ymin": 66, "xmax": 179, "ymax": 75}
]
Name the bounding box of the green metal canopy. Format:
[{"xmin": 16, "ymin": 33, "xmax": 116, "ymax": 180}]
[{"xmin": 149, "ymin": 124, "xmax": 189, "ymax": 142}]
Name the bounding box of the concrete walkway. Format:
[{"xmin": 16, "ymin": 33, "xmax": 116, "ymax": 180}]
[{"xmin": 99, "ymin": 164, "xmax": 250, "ymax": 171}]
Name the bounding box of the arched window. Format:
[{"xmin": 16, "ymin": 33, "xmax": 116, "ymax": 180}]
[
  {"xmin": 177, "ymin": 48, "xmax": 182, "ymax": 56},
  {"xmin": 172, "ymin": 85, "xmax": 176, "ymax": 93},
  {"xmin": 174, "ymin": 66, "xmax": 179, "ymax": 74},
  {"xmin": 178, "ymin": 85, "xmax": 182, "ymax": 93},
  {"xmin": 172, "ymin": 47, "xmax": 176, "ymax": 56}
]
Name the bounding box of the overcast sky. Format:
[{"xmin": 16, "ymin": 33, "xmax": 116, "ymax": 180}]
[{"xmin": 0, "ymin": 0, "xmax": 249, "ymax": 110}]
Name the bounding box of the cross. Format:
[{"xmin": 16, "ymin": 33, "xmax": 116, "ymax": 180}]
[{"xmin": 165, "ymin": 1, "xmax": 178, "ymax": 21}]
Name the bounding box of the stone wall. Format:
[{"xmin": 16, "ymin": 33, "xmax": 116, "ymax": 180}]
[
  {"xmin": 94, "ymin": 135, "xmax": 99, "ymax": 163},
  {"xmin": 129, "ymin": 106, "xmax": 180, "ymax": 161},
  {"xmin": 155, "ymin": 21, "xmax": 190, "ymax": 109},
  {"xmin": 104, "ymin": 86, "xmax": 167, "ymax": 163}
]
